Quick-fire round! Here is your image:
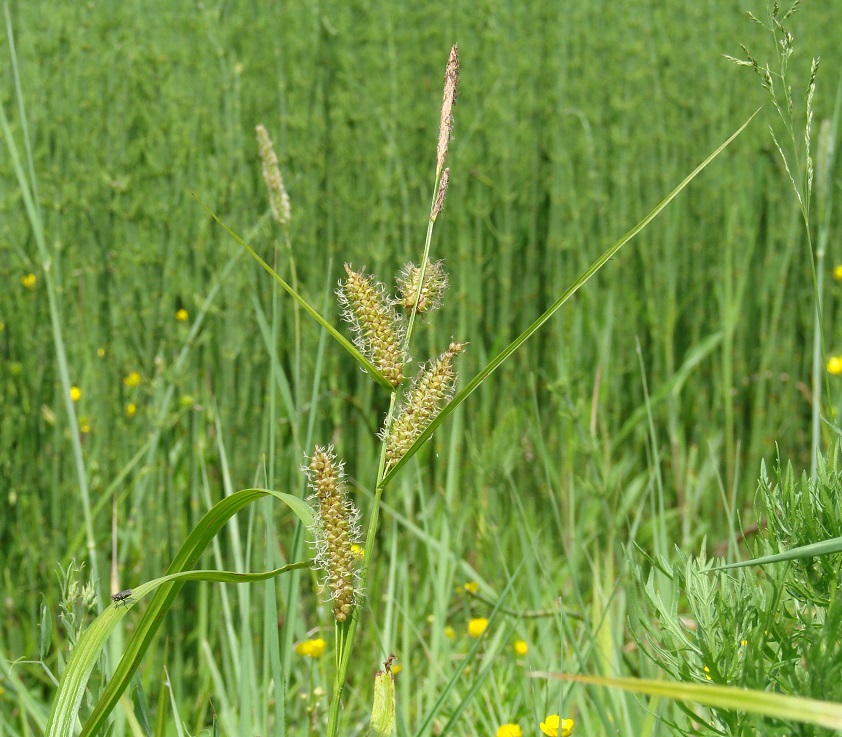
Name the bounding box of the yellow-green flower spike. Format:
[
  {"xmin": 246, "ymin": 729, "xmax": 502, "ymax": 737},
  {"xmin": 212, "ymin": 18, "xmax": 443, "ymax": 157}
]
[
  {"xmin": 396, "ymin": 259, "xmax": 448, "ymax": 315},
  {"xmin": 305, "ymin": 445, "xmax": 362, "ymax": 622},
  {"xmin": 338, "ymin": 264, "xmax": 407, "ymax": 386},
  {"xmin": 383, "ymin": 342, "xmax": 465, "ymax": 471}
]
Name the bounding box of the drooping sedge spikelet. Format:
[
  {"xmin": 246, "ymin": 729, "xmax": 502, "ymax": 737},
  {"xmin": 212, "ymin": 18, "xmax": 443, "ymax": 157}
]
[
  {"xmin": 436, "ymin": 44, "xmax": 459, "ymax": 173},
  {"xmin": 396, "ymin": 259, "xmax": 448, "ymax": 315},
  {"xmin": 305, "ymin": 445, "xmax": 362, "ymax": 623},
  {"xmin": 383, "ymin": 342, "xmax": 465, "ymax": 471},
  {"xmin": 256, "ymin": 124, "xmax": 291, "ymax": 226},
  {"xmin": 338, "ymin": 264, "xmax": 407, "ymax": 386}
]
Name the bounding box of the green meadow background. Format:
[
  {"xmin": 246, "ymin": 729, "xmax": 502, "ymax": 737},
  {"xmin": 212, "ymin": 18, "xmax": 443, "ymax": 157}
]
[{"xmin": 2, "ymin": 1, "xmax": 842, "ymax": 735}]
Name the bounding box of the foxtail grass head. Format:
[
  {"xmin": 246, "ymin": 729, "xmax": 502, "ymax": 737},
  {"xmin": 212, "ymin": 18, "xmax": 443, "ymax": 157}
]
[
  {"xmin": 256, "ymin": 124, "xmax": 291, "ymax": 226},
  {"xmin": 396, "ymin": 259, "xmax": 448, "ymax": 315},
  {"xmin": 383, "ymin": 341, "xmax": 465, "ymax": 472},
  {"xmin": 338, "ymin": 264, "xmax": 407, "ymax": 386},
  {"xmin": 305, "ymin": 445, "xmax": 362, "ymax": 622}
]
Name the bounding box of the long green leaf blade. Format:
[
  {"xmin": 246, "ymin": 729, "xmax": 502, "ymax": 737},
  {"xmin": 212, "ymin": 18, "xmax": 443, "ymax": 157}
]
[
  {"xmin": 53, "ymin": 488, "xmax": 312, "ymax": 737},
  {"xmin": 383, "ymin": 110, "xmax": 760, "ymax": 485},
  {"xmin": 714, "ymin": 535, "xmax": 842, "ymax": 571},
  {"xmin": 193, "ymin": 195, "xmax": 394, "ymax": 392},
  {"xmin": 534, "ymin": 673, "xmax": 842, "ymax": 730}
]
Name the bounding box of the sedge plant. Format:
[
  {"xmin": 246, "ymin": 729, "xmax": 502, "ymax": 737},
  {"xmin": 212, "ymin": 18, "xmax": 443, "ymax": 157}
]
[{"xmin": 37, "ymin": 37, "xmax": 756, "ymax": 736}]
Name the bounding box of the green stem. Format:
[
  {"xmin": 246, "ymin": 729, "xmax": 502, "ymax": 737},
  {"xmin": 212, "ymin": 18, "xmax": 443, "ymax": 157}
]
[{"xmin": 325, "ymin": 170, "xmax": 444, "ymax": 736}]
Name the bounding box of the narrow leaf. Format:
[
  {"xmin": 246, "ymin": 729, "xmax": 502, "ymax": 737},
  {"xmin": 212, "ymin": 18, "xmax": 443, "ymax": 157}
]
[
  {"xmin": 193, "ymin": 195, "xmax": 394, "ymax": 392},
  {"xmin": 46, "ymin": 488, "xmax": 312, "ymax": 737},
  {"xmin": 383, "ymin": 110, "xmax": 760, "ymax": 485},
  {"xmin": 533, "ymin": 673, "xmax": 842, "ymax": 730},
  {"xmin": 714, "ymin": 535, "xmax": 842, "ymax": 571}
]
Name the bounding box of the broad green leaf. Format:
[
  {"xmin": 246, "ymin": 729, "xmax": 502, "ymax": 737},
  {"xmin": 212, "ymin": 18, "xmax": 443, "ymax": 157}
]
[
  {"xmin": 193, "ymin": 194, "xmax": 395, "ymax": 393},
  {"xmin": 534, "ymin": 673, "xmax": 842, "ymax": 731},
  {"xmin": 44, "ymin": 488, "xmax": 312, "ymax": 737},
  {"xmin": 382, "ymin": 111, "xmax": 760, "ymax": 485}
]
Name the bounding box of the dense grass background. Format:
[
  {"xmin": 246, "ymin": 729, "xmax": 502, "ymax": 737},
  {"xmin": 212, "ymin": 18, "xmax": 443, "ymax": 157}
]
[{"xmin": 2, "ymin": 1, "xmax": 841, "ymax": 735}]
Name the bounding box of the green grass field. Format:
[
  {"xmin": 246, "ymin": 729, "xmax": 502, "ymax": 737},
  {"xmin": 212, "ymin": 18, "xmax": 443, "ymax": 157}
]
[{"xmin": 3, "ymin": 1, "xmax": 842, "ymax": 735}]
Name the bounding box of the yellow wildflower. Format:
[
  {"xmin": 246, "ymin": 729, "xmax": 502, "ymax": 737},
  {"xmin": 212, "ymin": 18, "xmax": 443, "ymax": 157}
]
[
  {"xmin": 70, "ymin": 386, "xmax": 82, "ymax": 402},
  {"xmin": 467, "ymin": 617, "xmax": 488, "ymax": 638},
  {"xmin": 97, "ymin": 347, "xmax": 106, "ymax": 358},
  {"xmin": 176, "ymin": 308, "xmax": 188, "ymax": 322},
  {"xmin": 540, "ymin": 715, "xmax": 574, "ymax": 737},
  {"xmin": 703, "ymin": 665, "xmax": 712, "ymax": 681},
  {"xmin": 391, "ymin": 663, "xmax": 402, "ymax": 674},
  {"xmin": 126, "ymin": 403, "xmax": 137, "ymax": 418},
  {"xmin": 513, "ymin": 639, "xmax": 528, "ymax": 656},
  {"xmin": 828, "ymin": 356, "xmax": 842, "ymax": 375},
  {"xmin": 351, "ymin": 543, "xmax": 365, "ymax": 559},
  {"xmin": 444, "ymin": 625, "xmax": 456, "ymax": 640},
  {"xmin": 79, "ymin": 417, "xmax": 91, "ymax": 434},
  {"xmin": 295, "ymin": 638, "xmax": 327, "ymax": 658},
  {"xmin": 834, "ymin": 264, "xmax": 842, "ymax": 281},
  {"xmin": 123, "ymin": 371, "xmax": 142, "ymax": 388},
  {"xmin": 463, "ymin": 581, "xmax": 479, "ymax": 594},
  {"xmin": 497, "ymin": 725, "xmax": 522, "ymax": 737},
  {"xmin": 21, "ymin": 273, "xmax": 36, "ymax": 289}
]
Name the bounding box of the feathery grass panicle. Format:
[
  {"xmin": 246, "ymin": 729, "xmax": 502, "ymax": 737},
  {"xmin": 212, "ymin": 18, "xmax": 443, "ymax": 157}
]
[
  {"xmin": 383, "ymin": 342, "xmax": 465, "ymax": 471},
  {"xmin": 396, "ymin": 259, "xmax": 448, "ymax": 315},
  {"xmin": 804, "ymin": 56, "xmax": 819, "ymax": 199},
  {"xmin": 337, "ymin": 264, "xmax": 407, "ymax": 386},
  {"xmin": 256, "ymin": 124, "xmax": 291, "ymax": 226},
  {"xmin": 305, "ymin": 445, "xmax": 362, "ymax": 623},
  {"xmin": 436, "ymin": 45, "xmax": 459, "ymax": 174}
]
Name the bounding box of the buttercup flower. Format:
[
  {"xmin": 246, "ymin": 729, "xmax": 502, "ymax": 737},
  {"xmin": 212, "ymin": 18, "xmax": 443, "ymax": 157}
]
[
  {"xmin": 496, "ymin": 724, "xmax": 522, "ymax": 737},
  {"xmin": 467, "ymin": 617, "xmax": 488, "ymax": 638},
  {"xmin": 21, "ymin": 273, "xmax": 36, "ymax": 289},
  {"xmin": 70, "ymin": 386, "xmax": 82, "ymax": 402},
  {"xmin": 828, "ymin": 356, "xmax": 842, "ymax": 375},
  {"xmin": 540, "ymin": 715, "xmax": 574, "ymax": 736},
  {"xmin": 513, "ymin": 639, "xmax": 528, "ymax": 656},
  {"xmin": 123, "ymin": 371, "xmax": 142, "ymax": 388},
  {"xmin": 463, "ymin": 581, "xmax": 479, "ymax": 594},
  {"xmin": 295, "ymin": 638, "xmax": 327, "ymax": 658},
  {"xmin": 444, "ymin": 625, "xmax": 456, "ymax": 640},
  {"xmin": 175, "ymin": 308, "xmax": 188, "ymax": 322},
  {"xmin": 126, "ymin": 403, "xmax": 137, "ymax": 418},
  {"xmin": 834, "ymin": 264, "xmax": 842, "ymax": 281}
]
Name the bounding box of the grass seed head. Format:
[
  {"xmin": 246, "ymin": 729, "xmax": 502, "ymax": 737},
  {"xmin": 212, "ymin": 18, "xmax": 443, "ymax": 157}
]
[
  {"xmin": 305, "ymin": 445, "xmax": 362, "ymax": 622},
  {"xmin": 383, "ymin": 341, "xmax": 465, "ymax": 471},
  {"xmin": 397, "ymin": 259, "xmax": 448, "ymax": 315},
  {"xmin": 256, "ymin": 124, "xmax": 291, "ymax": 226},
  {"xmin": 338, "ymin": 264, "xmax": 407, "ymax": 386},
  {"xmin": 436, "ymin": 44, "xmax": 459, "ymax": 173}
]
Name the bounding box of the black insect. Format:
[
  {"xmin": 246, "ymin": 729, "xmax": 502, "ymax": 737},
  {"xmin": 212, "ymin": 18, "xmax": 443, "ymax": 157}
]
[{"xmin": 111, "ymin": 589, "xmax": 134, "ymax": 608}]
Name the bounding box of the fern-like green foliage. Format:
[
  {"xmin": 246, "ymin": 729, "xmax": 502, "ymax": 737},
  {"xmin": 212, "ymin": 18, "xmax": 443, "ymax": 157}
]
[{"xmin": 629, "ymin": 445, "xmax": 842, "ymax": 736}]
